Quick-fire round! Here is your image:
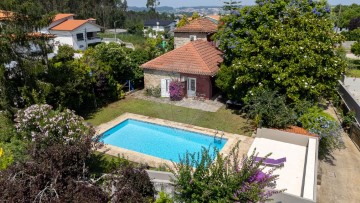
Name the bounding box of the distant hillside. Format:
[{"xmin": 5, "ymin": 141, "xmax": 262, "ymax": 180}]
[
  {"xmin": 128, "ymin": 6, "xmax": 175, "ymax": 12},
  {"xmin": 177, "ymin": 6, "xmax": 222, "ymax": 9}
]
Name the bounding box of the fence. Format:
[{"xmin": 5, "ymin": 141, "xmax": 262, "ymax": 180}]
[
  {"xmin": 338, "ymin": 81, "xmax": 360, "ymax": 125},
  {"xmin": 349, "ymin": 123, "xmax": 360, "ymax": 150}
]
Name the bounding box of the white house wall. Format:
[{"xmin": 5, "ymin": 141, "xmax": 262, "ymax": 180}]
[{"xmin": 50, "ymin": 23, "xmax": 101, "ymax": 51}]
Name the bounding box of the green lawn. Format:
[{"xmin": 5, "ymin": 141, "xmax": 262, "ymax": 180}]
[
  {"xmin": 346, "ymin": 68, "xmax": 360, "ymax": 78},
  {"xmin": 97, "ymin": 32, "xmax": 146, "ymax": 48},
  {"xmin": 85, "ymin": 98, "xmax": 253, "ymax": 135}
]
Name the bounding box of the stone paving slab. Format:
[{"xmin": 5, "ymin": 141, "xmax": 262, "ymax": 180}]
[
  {"xmin": 129, "ymin": 90, "xmax": 224, "ymax": 112},
  {"xmin": 96, "ymin": 113, "xmax": 253, "ymax": 168}
]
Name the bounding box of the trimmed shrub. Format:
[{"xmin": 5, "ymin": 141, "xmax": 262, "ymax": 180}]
[{"xmin": 169, "ymin": 80, "xmax": 184, "ymax": 101}]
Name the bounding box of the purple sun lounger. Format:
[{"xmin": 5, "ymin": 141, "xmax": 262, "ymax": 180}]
[{"xmin": 254, "ymin": 157, "xmax": 286, "ymax": 166}]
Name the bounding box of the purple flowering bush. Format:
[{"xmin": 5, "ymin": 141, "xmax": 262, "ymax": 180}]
[
  {"xmin": 299, "ymin": 107, "xmax": 343, "ymax": 157},
  {"xmin": 15, "ymin": 104, "xmax": 91, "ymax": 144},
  {"xmin": 169, "ymin": 80, "xmax": 184, "ymax": 101},
  {"xmin": 171, "ymin": 142, "xmax": 284, "ymax": 202},
  {"xmin": 0, "ymin": 104, "xmax": 155, "ymax": 202}
]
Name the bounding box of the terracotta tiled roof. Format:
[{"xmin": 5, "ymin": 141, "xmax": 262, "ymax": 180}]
[
  {"xmin": 280, "ymin": 126, "xmax": 319, "ymax": 137},
  {"xmin": 50, "ymin": 20, "xmax": 89, "ymax": 31},
  {"xmin": 141, "ymin": 40, "xmax": 223, "ymax": 76},
  {"xmin": 207, "ymin": 15, "xmax": 220, "ymax": 21},
  {"xmin": 53, "ymin": 13, "xmax": 74, "ymax": 22},
  {"xmin": 174, "ymin": 18, "xmax": 218, "ymax": 33},
  {"xmin": 0, "ymin": 10, "xmax": 14, "ymax": 20}
]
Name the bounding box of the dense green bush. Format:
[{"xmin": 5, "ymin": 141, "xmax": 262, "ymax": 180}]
[
  {"xmin": 351, "ymin": 41, "xmax": 360, "ymax": 56},
  {"xmin": 155, "ymin": 191, "xmax": 173, "ymax": 203},
  {"xmin": 243, "ymin": 88, "xmax": 296, "ymax": 128},
  {"xmin": 171, "ymin": 143, "xmax": 283, "ymax": 203},
  {"xmin": 216, "ymin": 0, "xmax": 345, "ymax": 102},
  {"xmin": 144, "ymin": 86, "xmax": 161, "ymax": 98},
  {"xmin": 0, "ymin": 105, "xmax": 155, "ymax": 202},
  {"xmin": 341, "ymin": 28, "xmax": 360, "ymax": 41}
]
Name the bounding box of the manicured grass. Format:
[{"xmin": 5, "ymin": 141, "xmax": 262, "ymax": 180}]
[
  {"xmin": 346, "ymin": 68, "xmax": 360, "ymax": 78},
  {"xmin": 85, "ymin": 97, "xmax": 253, "ymax": 135},
  {"xmin": 98, "ymin": 32, "xmax": 146, "ymax": 48}
]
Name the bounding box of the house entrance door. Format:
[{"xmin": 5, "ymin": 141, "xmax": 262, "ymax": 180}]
[
  {"xmin": 161, "ymin": 78, "xmax": 170, "ymax": 97},
  {"xmin": 187, "ymin": 78, "xmax": 196, "ymax": 97}
]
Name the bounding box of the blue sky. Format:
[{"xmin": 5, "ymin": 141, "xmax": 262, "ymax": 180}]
[{"xmin": 127, "ymin": 0, "xmax": 360, "ymax": 7}]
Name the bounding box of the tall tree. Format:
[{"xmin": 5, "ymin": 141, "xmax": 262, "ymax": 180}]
[
  {"xmin": 146, "ymin": 0, "xmax": 160, "ymax": 12},
  {"xmin": 223, "ymin": 0, "xmax": 241, "ymax": 11},
  {"xmin": 215, "ymin": 0, "xmax": 346, "ymax": 102},
  {"xmin": 0, "ymin": 0, "xmax": 54, "ymax": 111}
]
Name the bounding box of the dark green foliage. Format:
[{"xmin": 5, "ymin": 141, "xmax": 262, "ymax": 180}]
[
  {"xmin": 351, "ymin": 41, "xmax": 360, "ymax": 56},
  {"xmin": 342, "ymin": 111, "xmax": 356, "ymax": 129},
  {"xmin": 333, "ymin": 4, "xmax": 360, "ymax": 29},
  {"xmin": 54, "ymin": 45, "xmax": 75, "ymax": 62},
  {"xmin": 171, "ymin": 143, "xmax": 283, "ymax": 203},
  {"xmin": 216, "ymin": 0, "xmax": 346, "ymax": 102},
  {"xmin": 349, "ymin": 16, "xmax": 360, "ymax": 31},
  {"xmin": 243, "ymin": 88, "xmax": 296, "ymax": 128},
  {"xmin": 128, "ymin": 23, "xmax": 145, "ymax": 35},
  {"xmin": 341, "ymin": 28, "xmax": 360, "ymax": 41},
  {"xmin": 0, "ymin": 105, "xmax": 155, "ymax": 202}
]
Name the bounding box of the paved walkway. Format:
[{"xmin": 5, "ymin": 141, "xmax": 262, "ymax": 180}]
[
  {"xmin": 317, "ymin": 106, "xmax": 360, "ymax": 203},
  {"xmin": 129, "ymin": 90, "xmax": 224, "ymax": 112}
]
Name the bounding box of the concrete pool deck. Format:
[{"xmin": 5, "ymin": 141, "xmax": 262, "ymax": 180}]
[{"xmin": 96, "ymin": 112, "xmax": 253, "ymax": 168}]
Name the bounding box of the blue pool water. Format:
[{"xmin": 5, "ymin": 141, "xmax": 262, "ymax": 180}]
[{"xmin": 100, "ymin": 119, "xmax": 227, "ymax": 163}]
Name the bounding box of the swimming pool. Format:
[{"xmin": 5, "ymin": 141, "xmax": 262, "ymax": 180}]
[{"xmin": 100, "ymin": 119, "xmax": 227, "ymax": 163}]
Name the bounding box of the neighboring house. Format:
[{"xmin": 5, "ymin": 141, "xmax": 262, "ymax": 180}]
[
  {"xmin": 173, "ymin": 18, "xmax": 218, "ymax": 49},
  {"xmin": 143, "ymin": 20, "xmax": 176, "ymax": 38},
  {"xmin": 249, "ymin": 127, "xmax": 319, "ymax": 203},
  {"xmin": 206, "ymin": 15, "xmax": 221, "ymax": 24},
  {"xmin": 41, "ymin": 14, "xmax": 102, "ymax": 51},
  {"xmin": 141, "ymin": 40, "xmax": 223, "ymax": 99}
]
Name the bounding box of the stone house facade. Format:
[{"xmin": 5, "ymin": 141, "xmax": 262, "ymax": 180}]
[
  {"xmin": 173, "ymin": 18, "xmax": 218, "ymax": 49},
  {"xmin": 141, "ymin": 40, "xmax": 222, "ymax": 99}
]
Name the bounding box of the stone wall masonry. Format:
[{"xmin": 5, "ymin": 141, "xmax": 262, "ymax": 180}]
[
  {"xmin": 144, "ymin": 69, "xmax": 180, "ymax": 88},
  {"xmin": 174, "ymin": 32, "xmax": 207, "ymax": 48}
]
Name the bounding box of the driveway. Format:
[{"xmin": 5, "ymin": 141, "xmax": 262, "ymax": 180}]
[{"xmin": 317, "ymin": 107, "xmax": 360, "ymax": 203}]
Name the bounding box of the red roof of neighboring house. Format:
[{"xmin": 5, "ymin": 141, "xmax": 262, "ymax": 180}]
[
  {"xmin": 141, "ymin": 40, "xmax": 223, "ymax": 76},
  {"xmin": 280, "ymin": 126, "xmax": 318, "ymax": 137},
  {"xmin": 50, "ymin": 20, "xmax": 90, "ymax": 31},
  {"xmin": 53, "ymin": 13, "xmax": 74, "ymax": 22},
  {"xmin": 174, "ymin": 18, "xmax": 218, "ymax": 33},
  {"xmin": 0, "ymin": 10, "xmax": 14, "ymax": 20},
  {"xmin": 207, "ymin": 15, "xmax": 220, "ymax": 21}
]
